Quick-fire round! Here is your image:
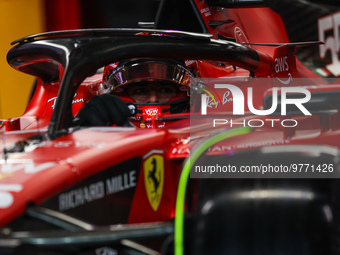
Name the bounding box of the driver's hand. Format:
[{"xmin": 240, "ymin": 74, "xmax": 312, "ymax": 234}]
[{"xmin": 73, "ymin": 94, "xmax": 133, "ymax": 126}]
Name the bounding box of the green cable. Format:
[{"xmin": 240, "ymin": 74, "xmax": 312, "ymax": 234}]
[
  {"xmin": 200, "ymin": 88, "xmax": 217, "ymax": 106},
  {"xmin": 174, "ymin": 127, "xmax": 251, "ymax": 255}
]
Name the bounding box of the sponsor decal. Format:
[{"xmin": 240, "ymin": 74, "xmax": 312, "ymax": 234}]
[
  {"xmin": 43, "ymin": 157, "xmax": 142, "ymax": 225},
  {"xmin": 185, "ymin": 60, "xmax": 196, "ymax": 66},
  {"xmin": 171, "ymin": 147, "xmax": 190, "ymax": 156},
  {"xmin": 140, "ymin": 122, "xmax": 166, "ymax": 128},
  {"xmin": 171, "ymin": 140, "xmax": 290, "ymax": 156},
  {"xmin": 0, "ymin": 162, "xmax": 57, "ymax": 174},
  {"xmin": 110, "ymin": 62, "xmax": 118, "ymax": 69},
  {"xmin": 209, "ymin": 139, "xmax": 290, "ymax": 152},
  {"xmin": 200, "ymin": 7, "xmax": 211, "ymax": 17},
  {"xmin": 0, "ymin": 162, "xmax": 56, "ymax": 208},
  {"xmin": 273, "ymin": 45, "xmax": 294, "ymax": 84},
  {"xmin": 143, "ymin": 152, "xmax": 164, "ymax": 211},
  {"xmin": 276, "ymin": 73, "xmax": 292, "ymax": 85},
  {"xmin": 72, "ymin": 98, "xmax": 84, "ymax": 104},
  {"xmin": 274, "ymin": 55, "xmax": 292, "ymax": 84},
  {"xmin": 201, "ymin": 84, "xmax": 311, "ymax": 116},
  {"xmin": 50, "ymin": 140, "xmax": 106, "ymax": 149},
  {"xmin": 318, "ymin": 11, "xmax": 340, "ymax": 76},
  {"xmin": 58, "ymin": 170, "xmax": 137, "ymax": 211},
  {"xmin": 0, "ymin": 184, "xmax": 23, "ymax": 208},
  {"xmin": 205, "ymin": 91, "xmax": 233, "ymax": 109},
  {"xmin": 142, "ymin": 106, "xmax": 161, "ymax": 121},
  {"xmin": 275, "ymin": 56, "xmax": 289, "ymax": 74},
  {"xmin": 59, "ymin": 181, "xmax": 105, "ymax": 211},
  {"xmin": 106, "ymin": 170, "xmax": 137, "ymax": 195},
  {"xmin": 234, "ymin": 27, "xmax": 249, "ymax": 44},
  {"xmin": 222, "ymin": 91, "xmax": 233, "ymax": 105},
  {"xmin": 0, "ymin": 162, "xmax": 56, "ymax": 209},
  {"xmin": 48, "ymin": 93, "xmax": 84, "ymax": 109},
  {"xmin": 47, "ymin": 97, "xmax": 57, "ymax": 109}
]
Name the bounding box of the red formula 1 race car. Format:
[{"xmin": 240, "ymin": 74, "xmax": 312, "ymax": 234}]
[{"xmin": 1, "ymin": 0, "xmax": 340, "ymax": 254}]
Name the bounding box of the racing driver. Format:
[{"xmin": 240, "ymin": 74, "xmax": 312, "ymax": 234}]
[{"xmin": 73, "ymin": 58, "xmax": 196, "ymax": 128}]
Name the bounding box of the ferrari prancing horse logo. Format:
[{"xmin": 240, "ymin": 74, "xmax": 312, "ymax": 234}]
[{"xmin": 144, "ymin": 154, "xmax": 164, "ymax": 211}]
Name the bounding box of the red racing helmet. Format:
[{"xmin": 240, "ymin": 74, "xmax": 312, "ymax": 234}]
[{"xmin": 102, "ymin": 58, "xmax": 197, "ymax": 128}]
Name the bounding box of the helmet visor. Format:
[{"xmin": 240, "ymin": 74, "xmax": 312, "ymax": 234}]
[
  {"xmin": 125, "ymin": 81, "xmax": 181, "ymax": 103},
  {"xmin": 105, "ymin": 60, "xmax": 192, "ymax": 90}
]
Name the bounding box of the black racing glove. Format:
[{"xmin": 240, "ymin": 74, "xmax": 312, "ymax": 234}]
[{"xmin": 73, "ymin": 94, "xmax": 134, "ymax": 127}]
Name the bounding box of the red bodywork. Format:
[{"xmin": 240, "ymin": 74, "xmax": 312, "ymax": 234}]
[{"xmin": 0, "ymin": 1, "xmax": 339, "ymax": 246}]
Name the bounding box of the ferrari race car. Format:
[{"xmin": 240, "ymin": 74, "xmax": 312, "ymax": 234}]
[{"xmin": 1, "ymin": 0, "xmax": 340, "ymax": 254}]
